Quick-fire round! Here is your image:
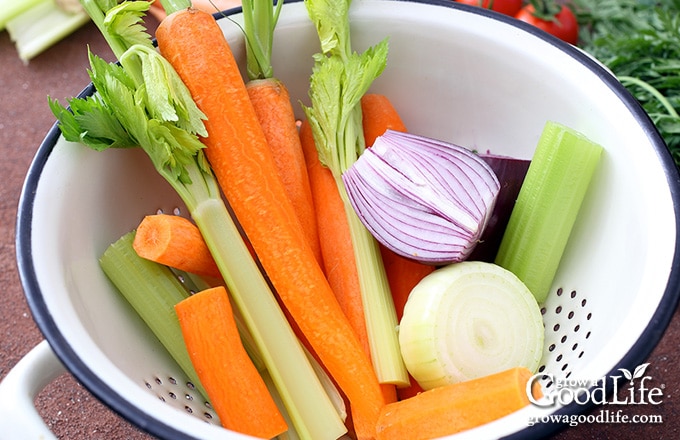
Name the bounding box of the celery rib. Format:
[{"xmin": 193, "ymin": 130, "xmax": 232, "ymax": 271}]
[
  {"xmin": 339, "ymin": 182, "xmax": 408, "ymax": 385},
  {"xmin": 189, "ymin": 197, "xmax": 347, "ymax": 440},
  {"xmin": 495, "ymin": 121, "xmax": 603, "ymax": 303},
  {"xmin": 303, "ymin": 0, "xmax": 409, "ymax": 387},
  {"xmin": 6, "ymin": 0, "xmax": 89, "ymax": 63},
  {"xmin": 0, "ymin": 0, "xmax": 43, "ymax": 31},
  {"xmin": 100, "ymin": 231, "xmax": 208, "ymax": 399}
]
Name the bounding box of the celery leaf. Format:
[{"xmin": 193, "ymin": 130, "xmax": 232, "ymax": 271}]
[{"xmin": 102, "ymin": 0, "xmax": 154, "ymax": 53}]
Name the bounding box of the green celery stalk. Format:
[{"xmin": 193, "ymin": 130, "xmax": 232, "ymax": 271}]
[
  {"xmin": 49, "ymin": 2, "xmax": 346, "ymax": 439},
  {"xmin": 0, "ymin": 0, "xmax": 43, "ymax": 31},
  {"xmin": 6, "ymin": 0, "xmax": 90, "ymax": 63},
  {"xmin": 495, "ymin": 121, "xmax": 603, "ymax": 303},
  {"xmin": 100, "ymin": 231, "xmax": 208, "ymax": 399},
  {"xmin": 302, "ymin": 0, "xmax": 409, "ymax": 386}
]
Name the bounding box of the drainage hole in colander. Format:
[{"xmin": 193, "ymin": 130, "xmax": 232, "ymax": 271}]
[
  {"xmin": 534, "ymin": 287, "xmax": 595, "ymax": 391},
  {"xmin": 144, "ymin": 375, "xmax": 220, "ymax": 425}
]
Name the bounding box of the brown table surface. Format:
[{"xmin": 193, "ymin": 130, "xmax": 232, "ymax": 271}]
[{"xmin": 2, "ymin": 11, "xmax": 680, "ymax": 440}]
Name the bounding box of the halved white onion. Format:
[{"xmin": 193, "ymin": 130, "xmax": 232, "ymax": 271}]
[{"xmin": 398, "ymin": 261, "xmax": 544, "ymax": 390}]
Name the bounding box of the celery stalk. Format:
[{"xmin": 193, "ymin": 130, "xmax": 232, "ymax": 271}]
[
  {"xmin": 6, "ymin": 0, "xmax": 89, "ymax": 63},
  {"xmin": 495, "ymin": 121, "xmax": 603, "ymax": 303},
  {"xmin": 100, "ymin": 231, "xmax": 208, "ymax": 399},
  {"xmin": 0, "ymin": 0, "xmax": 43, "ymax": 30},
  {"xmin": 49, "ymin": 2, "xmax": 347, "ymax": 439},
  {"xmin": 303, "ymin": 0, "xmax": 409, "ymax": 386}
]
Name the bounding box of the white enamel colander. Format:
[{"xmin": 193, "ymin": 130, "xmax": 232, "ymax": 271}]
[{"xmin": 4, "ymin": 1, "xmax": 680, "ymax": 439}]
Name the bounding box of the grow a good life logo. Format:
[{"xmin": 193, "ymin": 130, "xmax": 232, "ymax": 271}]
[
  {"xmin": 526, "ymin": 363, "xmax": 664, "ymax": 407},
  {"xmin": 525, "ymin": 363, "xmax": 665, "ymax": 427}
]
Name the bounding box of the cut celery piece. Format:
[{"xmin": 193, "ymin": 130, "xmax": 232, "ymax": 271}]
[
  {"xmin": 495, "ymin": 121, "xmax": 603, "ymax": 303},
  {"xmin": 100, "ymin": 231, "xmax": 208, "ymax": 399},
  {"xmin": 6, "ymin": 0, "xmax": 89, "ymax": 63},
  {"xmin": 0, "ymin": 0, "xmax": 43, "ymax": 30}
]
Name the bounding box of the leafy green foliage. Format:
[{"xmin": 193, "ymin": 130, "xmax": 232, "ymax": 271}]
[
  {"xmin": 574, "ymin": 0, "xmax": 680, "ymax": 166},
  {"xmin": 302, "ymin": 0, "xmax": 389, "ymax": 173},
  {"xmin": 49, "ymin": 0, "xmax": 210, "ymax": 187}
]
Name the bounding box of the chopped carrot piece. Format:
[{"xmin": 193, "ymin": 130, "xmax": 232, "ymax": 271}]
[
  {"xmin": 376, "ymin": 367, "xmax": 540, "ymax": 440},
  {"xmin": 133, "ymin": 214, "xmax": 221, "ymax": 279},
  {"xmin": 175, "ymin": 286, "xmax": 288, "ymax": 438}
]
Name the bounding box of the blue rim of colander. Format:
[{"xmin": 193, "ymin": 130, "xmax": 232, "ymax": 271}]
[{"xmin": 14, "ymin": 1, "xmax": 680, "ymax": 439}]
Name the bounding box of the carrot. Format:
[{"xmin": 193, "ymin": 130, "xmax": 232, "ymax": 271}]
[
  {"xmin": 299, "ymin": 120, "xmax": 370, "ymax": 357},
  {"xmin": 175, "ymin": 286, "xmax": 288, "ymax": 438},
  {"xmin": 376, "ymin": 367, "xmax": 541, "ymax": 440},
  {"xmin": 156, "ymin": 9, "xmax": 386, "ymax": 439},
  {"xmin": 149, "ymin": 0, "xmax": 241, "ymax": 21},
  {"xmin": 361, "ymin": 93, "xmax": 408, "ymax": 147},
  {"xmin": 246, "ymin": 79, "xmax": 322, "ymax": 265},
  {"xmin": 240, "ymin": 0, "xmax": 322, "ymax": 265},
  {"xmin": 132, "ymin": 214, "xmax": 222, "ymax": 279},
  {"xmin": 300, "ymin": 120, "xmax": 398, "ymax": 431}
]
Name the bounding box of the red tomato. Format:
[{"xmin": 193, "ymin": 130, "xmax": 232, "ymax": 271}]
[
  {"xmin": 515, "ymin": 4, "xmax": 579, "ymax": 45},
  {"xmin": 455, "ymin": 0, "xmax": 523, "ymax": 17}
]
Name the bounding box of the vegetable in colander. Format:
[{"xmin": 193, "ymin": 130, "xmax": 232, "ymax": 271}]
[
  {"xmin": 398, "ymin": 261, "xmax": 544, "ymax": 390},
  {"xmin": 342, "ymin": 130, "xmax": 500, "ymax": 264},
  {"xmin": 302, "ymin": 0, "xmax": 409, "ymax": 388},
  {"xmin": 495, "ymin": 120, "xmax": 603, "ymax": 303}
]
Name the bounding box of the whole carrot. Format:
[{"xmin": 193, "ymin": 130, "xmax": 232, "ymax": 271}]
[
  {"xmin": 300, "ymin": 120, "xmax": 398, "ymax": 418},
  {"xmin": 299, "ymin": 120, "xmax": 370, "ymax": 357},
  {"xmin": 175, "ymin": 286, "xmax": 288, "ymax": 438},
  {"xmin": 155, "ymin": 7, "xmax": 386, "ymax": 438},
  {"xmin": 242, "ymin": 0, "xmax": 323, "ymax": 265},
  {"xmin": 133, "ymin": 214, "xmax": 222, "ymax": 279}
]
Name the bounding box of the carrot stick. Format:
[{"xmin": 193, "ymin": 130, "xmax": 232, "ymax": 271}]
[
  {"xmin": 247, "ymin": 79, "xmax": 323, "ymax": 265},
  {"xmin": 376, "ymin": 367, "xmax": 540, "ymax": 440},
  {"xmin": 133, "ymin": 214, "xmax": 222, "ymax": 279},
  {"xmin": 156, "ymin": 9, "xmax": 386, "ymax": 439},
  {"xmin": 361, "ymin": 93, "xmax": 408, "ymax": 148},
  {"xmin": 175, "ymin": 286, "xmax": 288, "ymax": 438}
]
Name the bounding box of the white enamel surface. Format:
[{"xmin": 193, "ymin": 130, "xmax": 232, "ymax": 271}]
[{"xmin": 22, "ymin": 1, "xmax": 678, "ymax": 438}]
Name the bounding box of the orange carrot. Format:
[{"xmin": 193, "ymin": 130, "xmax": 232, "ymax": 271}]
[
  {"xmin": 376, "ymin": 367, "xmax": 541, "ymax": 440},
  {"xmin": 175, "ymin": 286, "xmax": 288, "ymax": 438},
  {"xmin": 300, "ymin": 120, "xmax": 398, "ymax": 409},
  {"xmin": 133, "ymin": 214, "xmax": 222, "ymax": 279},
  {"xmin": 156, "ymin": 9, "xmax": 386, "ymax": 439},
  {"xmin": 149, "ymin": 0, "xmax": 241, "ymax": 21},
  {"xmin": 299, "ymin": 120, "xmax": 370, "ymax": 357},
  {"xmin": 361, "ymin": 93, "xmax": 408, "ymax": 147},
  {"xmin": 247, "ymin": 79, "xmax": 323, "ymax": 265}
]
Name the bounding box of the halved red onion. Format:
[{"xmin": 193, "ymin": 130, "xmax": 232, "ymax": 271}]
[{"xmin": 342, "ymin": 130, "xmax": 500, "ymax": 264}]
